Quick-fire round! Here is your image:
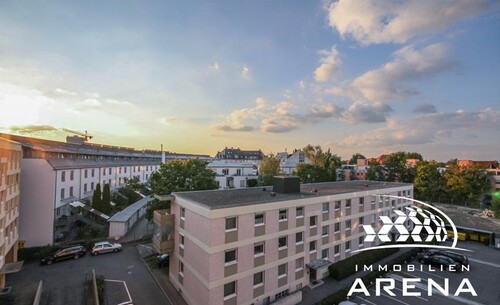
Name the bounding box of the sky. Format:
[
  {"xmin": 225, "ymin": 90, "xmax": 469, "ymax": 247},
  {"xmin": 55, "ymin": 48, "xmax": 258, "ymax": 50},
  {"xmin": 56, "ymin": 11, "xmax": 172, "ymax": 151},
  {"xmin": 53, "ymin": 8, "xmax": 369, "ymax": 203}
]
[{"xmin": 0, "ymin": 0, "xmax": 499, "ymax": 161}]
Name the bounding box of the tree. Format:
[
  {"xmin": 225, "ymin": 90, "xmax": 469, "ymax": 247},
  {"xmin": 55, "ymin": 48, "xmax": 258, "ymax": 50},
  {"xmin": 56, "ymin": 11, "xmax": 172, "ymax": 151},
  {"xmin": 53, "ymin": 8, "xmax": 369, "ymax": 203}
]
[
  {"xmin": 492, "ymin": 193, "xmax": 500, "ymax": 219},
  {"xmin": 101, "ymin": 183, "xmax": 112, "ymax": 215},
  {"xmin": 247, "ymin": 178, "xmax": 258, "ymax": 187},
  {"xmin": 92, "ymin": 183, "xmax": 102, "ymax": 211},
  {"xmin": 414, "ymin": 160, "xmax": 445, "ymax": 202},
  {"xmin": 149, "ymin": 159, "xmax": 218, "ymax": 195},
  {"xmin": 258, "ymin": 154, "xmax": 282, "ymax": 186},
  {"xmin": 145, "ymin": 199, "xmax": 171, "ymax": 222},
  {"xmin": 384, "ymin": 151, "xmax": 422, "ymax": 183},
  {"xmin": 296, "ymin": 145, "xmax": 340, "ymax": 183},
  {"xmin": 367, "ymin": 161, "xmax": 385, "ymax": 181},
  {"xmin": 349, "ymin": 153, "xmax": 366, "ymax": 165},
  {"xmin": 125, "ymin": 176, "xmax": 144, "ymax": 192},
  {"xmin": 296, "ymin": 163, "xmax": 332, "ymax": 183},
  {"xmin": 443, "ymin": 160, "xmax": 491, "ymax": 206}
]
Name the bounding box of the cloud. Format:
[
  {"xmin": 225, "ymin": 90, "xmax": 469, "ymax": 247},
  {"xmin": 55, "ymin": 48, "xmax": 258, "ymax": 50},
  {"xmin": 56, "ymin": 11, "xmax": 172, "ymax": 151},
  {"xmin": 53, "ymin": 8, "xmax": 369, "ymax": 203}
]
[
  {"xmin": 215, "ymin": 125, "xmax": 255, "ymax": 132},
  {"xmin": 242, "ymin": 65, "xmax": 251, "ymax": 80},
  {"xmin": 308, "ymin": 103, "xmax": 343, "ymax": 119},
  {"xmin": 53, "ymin": 88, "xmax": 78, "ymax": 96},
  {"xmin": 338, "ymin": 108, "xmax": 500, "ymax": 147},
  {"xmin": 413, "ymin": 103, "xmax": 437, "ymax": 114},
  {"xmin": 314, "ymin": 46, "xmax": 341, "ymax": 82},
  {"xmin": 208, "ymin": 62, "xmax": 220, "ymax": 72},
  {"xmin": 342, "ymin": 102, "xmax": 393, "ymax": 123},
  {"xmin": 9, "ymin": 124, "xmax": 59, "ymax": 134},
  {"xmin": 327, "ymin": 0, "xmax": 492, "ymax": 45},
  {"xmin": 331, "ymin": 43, "xmax": 455, "ymax": 102}
]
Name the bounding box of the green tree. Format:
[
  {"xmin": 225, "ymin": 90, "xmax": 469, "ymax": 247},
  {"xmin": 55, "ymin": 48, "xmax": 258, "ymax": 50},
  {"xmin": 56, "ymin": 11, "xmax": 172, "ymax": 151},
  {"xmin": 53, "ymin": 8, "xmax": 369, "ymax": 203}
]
[
  {"xmin": 246, "ymin": 178, "xmax": 258, "ymax": 187},
  {"xmin": 385, "ymin": 151, "xmax": 422, "ymax": 183},
  {"xmin": 101, "ymin": 183, "xmax": 112, "ymax": 215},
  {"xmin": 349, "ymin": 153, "xmax": 366, "ymax": 165},
  {"xmin": 367, "ymin": 161, "xmax": 385, "ymax": 181},
  {"xmin": 296, "ymin": 163, "xmax": 332, "ymax": 183},
  {"xmin": 149, "ymin": 159, "xmax": 218, "ymax": 195},
  {"xmin": 92, "ymin": 183, "xmax": 103, "ymax": 211},
  {"xmin": 414, "ymin": 160, "xmax": 445, "ymax": 202},
  {"xmin": 491, "ymin": 192, "xmax": 500, "ymax": 219},
  {"xmin": 296, "ymin": 145, "xmax": 340, "ymax": 183},
  {"xmin": 443, "ymin": 161, "xmax": 491, "ymax": 206},
  {"xmin": 125, "ymin": 176, "xmax": 144, "ymax": 192},
  {"xmin": 258, "ymin": 154, "xmax": 282, "ymax": 186},
  {"xmin": 145, "ymin": 199, "xmax": 171, "ymax": 222}
]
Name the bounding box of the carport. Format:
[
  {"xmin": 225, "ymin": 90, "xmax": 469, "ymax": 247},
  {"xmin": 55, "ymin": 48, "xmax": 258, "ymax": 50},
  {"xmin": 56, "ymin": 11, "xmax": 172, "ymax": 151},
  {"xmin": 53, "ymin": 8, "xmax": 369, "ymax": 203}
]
[{"xmin": 108, "ymin": 196, "xmax": 151, "ymax": 239}]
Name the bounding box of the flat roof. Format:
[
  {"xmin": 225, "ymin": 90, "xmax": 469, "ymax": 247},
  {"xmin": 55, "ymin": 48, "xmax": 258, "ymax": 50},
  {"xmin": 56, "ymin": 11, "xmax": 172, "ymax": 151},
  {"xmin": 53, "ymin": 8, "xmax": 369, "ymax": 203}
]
[
  {"xmin": 47, "ymin": 158, "xmax": 161, "ymax": 170},
  {"xmin": 173, "ymin": 180, "xmax": 411, "ymax": 210},
  {"xmin": 108, "ymin": 195, "xmax": 150, "ymax": 222}
]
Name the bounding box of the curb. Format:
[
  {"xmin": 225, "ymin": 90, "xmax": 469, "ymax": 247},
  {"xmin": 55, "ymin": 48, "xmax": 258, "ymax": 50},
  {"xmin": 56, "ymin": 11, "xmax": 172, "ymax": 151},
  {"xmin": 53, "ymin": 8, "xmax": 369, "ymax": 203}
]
[{"xmin": 141, "ymin": 257, "xmax": 174, "ymax": 305}]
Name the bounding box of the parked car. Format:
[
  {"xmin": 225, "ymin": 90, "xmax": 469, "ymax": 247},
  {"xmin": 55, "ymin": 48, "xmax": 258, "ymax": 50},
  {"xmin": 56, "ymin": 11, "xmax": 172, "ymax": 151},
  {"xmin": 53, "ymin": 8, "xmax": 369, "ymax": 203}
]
[
  {"xmin": 41, "ymin": 245, "xmax": 86, "ymax": 265},
  {"xmin": 91, "ymin": 241, "xmax": 122, "ymax": 255},
  {"xmin": 420, "ymin": 255, "xmax": 461, "ymax": 272},
  {"xmin": 439, "ymin": 251, "xmax": 469, "ymax": 267},
  {"xmin": 157, "ymin": 253, "xmax": 170, "ymax": 267}
]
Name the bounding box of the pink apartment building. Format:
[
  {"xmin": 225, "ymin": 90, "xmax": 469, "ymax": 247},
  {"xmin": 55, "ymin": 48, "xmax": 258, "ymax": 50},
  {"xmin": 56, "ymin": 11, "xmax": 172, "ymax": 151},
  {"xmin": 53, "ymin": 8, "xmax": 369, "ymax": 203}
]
[{"xmin": 165, "ymin": 177, "xmax": 413, "ymax": 305}]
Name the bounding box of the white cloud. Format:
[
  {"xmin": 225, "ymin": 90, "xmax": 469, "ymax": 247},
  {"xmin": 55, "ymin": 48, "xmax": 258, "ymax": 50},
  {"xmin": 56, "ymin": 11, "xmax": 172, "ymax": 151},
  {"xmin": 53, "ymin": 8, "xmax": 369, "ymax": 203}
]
[
  {"xmin": 338, "ymin": 108, "xmax": 500, "ymax": 147},
  {"xmin": 314, "ymin": 46, "xmax": 341, "ymax": 82},
  {"xmin": 327, "ymin": 0, "xmax": 492, "ymax": 45},
  {"xmin": 208, "ymin": 62, "xmax": 220, "ymax": 72},
  {"xmin": 242, "ymin": 65, "xmax": 251, "ymax": 80},
  {"xmin": 331, "ymin": 43, "xmax": 454, "ymax": 102}
]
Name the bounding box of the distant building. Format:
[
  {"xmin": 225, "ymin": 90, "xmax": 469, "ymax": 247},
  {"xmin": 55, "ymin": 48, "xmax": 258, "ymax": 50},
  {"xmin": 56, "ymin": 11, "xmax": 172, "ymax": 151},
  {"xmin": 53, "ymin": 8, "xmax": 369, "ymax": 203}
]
[
  {"xmin": 280, "ymin": 149, "xmax": 309, "ymax": 175},
  {"xmin": 0, "ymin": 137, "xmax": 22, "ymax": 288},
  {"xmin": 215, "ymin": 147, "xmax": 264, "ymax": 163},
  {"xmin": 0, "ymin": 133, "xmax": 209, "ymax": 247},
  {"xmin": 207, "ymin": 161, "xmax": 258, "ymax": 189},
  {"xmin": 458, "ymin": 160, "xmax": 498, "ymax": 169},
  {"xmin": 163, "ymin": 178, "xmax": 413, "ymax": 305}
]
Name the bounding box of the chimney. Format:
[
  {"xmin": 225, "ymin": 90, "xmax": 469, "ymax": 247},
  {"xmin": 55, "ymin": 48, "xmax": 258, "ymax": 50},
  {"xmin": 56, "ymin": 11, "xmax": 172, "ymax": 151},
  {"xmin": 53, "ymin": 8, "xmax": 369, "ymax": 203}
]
[
  {"xmin": 273, "ymin": 176, "xmax": 300, "ymax": 194},
  {"xmin": 161, "ymin": 144, "xmax": 165, "ymax": 164}
]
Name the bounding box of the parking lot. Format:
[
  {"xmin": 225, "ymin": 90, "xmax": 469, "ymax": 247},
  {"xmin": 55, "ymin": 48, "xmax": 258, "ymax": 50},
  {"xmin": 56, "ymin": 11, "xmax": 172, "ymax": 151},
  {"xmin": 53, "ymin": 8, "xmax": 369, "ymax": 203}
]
[
  {"xmin": 349, "ymin": 242, "xmax": 500, "ymax": 305},
  {"xmin": 6, "ymin": 244, "xmax": 169, "ymax": 305}
]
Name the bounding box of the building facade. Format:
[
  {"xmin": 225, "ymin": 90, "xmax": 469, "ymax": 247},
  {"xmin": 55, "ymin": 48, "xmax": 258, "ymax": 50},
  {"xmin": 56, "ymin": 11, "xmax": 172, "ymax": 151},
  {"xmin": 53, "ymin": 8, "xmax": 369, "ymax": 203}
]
[
  {"xmin": 0, "ymin": 138, "xmax": 21, "ymax": 288},
  {"xmin": 0, "ymin": 133, "xmax": 209, "ymax": 247},
  {"xmin": 215, "ymin": 147, "xmax": 264, "ymax": 163},
  {"xmin": 208, "ymin": 161, "xmax": 258, "ymax": 189},
  {"xmin": 167, "ymin": 178, "xmax": 413, "ymax": 305}
]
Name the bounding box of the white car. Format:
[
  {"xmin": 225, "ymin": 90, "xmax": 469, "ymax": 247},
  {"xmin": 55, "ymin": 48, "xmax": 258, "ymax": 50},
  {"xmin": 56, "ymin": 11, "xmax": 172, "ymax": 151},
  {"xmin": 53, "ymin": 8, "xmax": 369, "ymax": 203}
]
[{"xmin": 91, "ymin": 241, "xmax": 122, "ymax": 255}]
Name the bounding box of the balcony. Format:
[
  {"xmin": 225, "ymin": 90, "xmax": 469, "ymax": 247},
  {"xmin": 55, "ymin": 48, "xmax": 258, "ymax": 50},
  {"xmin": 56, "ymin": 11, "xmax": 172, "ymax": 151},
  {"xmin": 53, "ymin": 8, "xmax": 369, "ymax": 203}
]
[{"xmin": 152, "ymin": 209, "xmax": 175, "ymax": 254}]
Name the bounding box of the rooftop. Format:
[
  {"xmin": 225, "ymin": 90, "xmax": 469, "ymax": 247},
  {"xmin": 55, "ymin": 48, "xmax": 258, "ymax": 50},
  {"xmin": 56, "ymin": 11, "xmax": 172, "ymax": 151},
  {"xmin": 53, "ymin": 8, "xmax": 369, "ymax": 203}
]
[{"xmin": 173, "ymin": 180, "xmax": 411, "ymax": 210}]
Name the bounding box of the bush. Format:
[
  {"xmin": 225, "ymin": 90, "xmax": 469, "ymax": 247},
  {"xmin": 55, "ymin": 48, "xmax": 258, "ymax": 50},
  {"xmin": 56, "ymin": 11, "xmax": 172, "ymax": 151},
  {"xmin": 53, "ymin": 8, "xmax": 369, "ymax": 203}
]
[
  {"xmin": 329, "ymin": 247, "xmax": 399, "ymax": 280},
  {"xmin": 18, "ymin": 244, "xmax": 60, "ymax": 261},
  {"xmin": 95, "ymin": 274, "xmax": 105, "ymax": 305}
]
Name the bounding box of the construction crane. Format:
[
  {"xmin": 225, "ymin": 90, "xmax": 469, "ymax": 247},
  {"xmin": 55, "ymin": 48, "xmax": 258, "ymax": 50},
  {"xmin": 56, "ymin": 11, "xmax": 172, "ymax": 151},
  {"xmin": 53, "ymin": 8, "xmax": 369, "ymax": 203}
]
[{"xmin": 62, "ymin": 128, "xmax": 94, "ymax": 141}]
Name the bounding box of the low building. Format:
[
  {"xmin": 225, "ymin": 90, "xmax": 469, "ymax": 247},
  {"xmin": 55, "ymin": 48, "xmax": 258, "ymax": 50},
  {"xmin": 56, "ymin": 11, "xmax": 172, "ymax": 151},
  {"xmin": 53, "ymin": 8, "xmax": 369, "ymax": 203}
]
[
  {"xmin": 166, "ymin": 178, "xmax": 413, "ymax": 305},
  {"xmin": 280, "ymin": 150, "xmax": 309, "ymax": 175},
  {"xmin": 208, "ymin": 161, "xmax": 258, "ymax": 189},
  {"xmin": 0, "ymin": 137, "xmax": 22, "ymax": 288}
]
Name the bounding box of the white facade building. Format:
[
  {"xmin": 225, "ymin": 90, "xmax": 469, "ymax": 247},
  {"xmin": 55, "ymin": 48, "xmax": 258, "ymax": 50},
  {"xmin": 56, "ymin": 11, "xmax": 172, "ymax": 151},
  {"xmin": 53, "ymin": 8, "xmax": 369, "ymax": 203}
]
[{"xmin": 208, "ymin": 161, "xmax": 258, "ymax": 189}]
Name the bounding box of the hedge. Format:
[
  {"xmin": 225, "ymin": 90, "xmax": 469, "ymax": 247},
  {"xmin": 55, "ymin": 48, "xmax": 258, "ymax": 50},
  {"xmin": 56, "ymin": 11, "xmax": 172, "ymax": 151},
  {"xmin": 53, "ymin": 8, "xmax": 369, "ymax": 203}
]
[{"xmin": 328, "ymin": 247, "xmax": 399, "ymax": 280}]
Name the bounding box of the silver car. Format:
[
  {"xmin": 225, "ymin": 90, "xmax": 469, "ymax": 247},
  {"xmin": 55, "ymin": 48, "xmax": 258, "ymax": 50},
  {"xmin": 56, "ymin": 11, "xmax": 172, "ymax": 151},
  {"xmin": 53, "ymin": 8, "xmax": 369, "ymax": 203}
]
[{"xmin": 91, "ymin": 241, "xmax": 122, "ymax": 255}]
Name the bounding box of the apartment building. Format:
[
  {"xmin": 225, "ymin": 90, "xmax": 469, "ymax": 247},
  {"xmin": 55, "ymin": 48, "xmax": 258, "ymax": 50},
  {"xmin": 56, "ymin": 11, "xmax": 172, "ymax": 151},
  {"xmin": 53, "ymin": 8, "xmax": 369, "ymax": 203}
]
[
  {"xmin": 167, "ymin": 178, "xmax": 413, "ymax": 305},
  {"xmin": 0, "ymin": 138, "xmax": 21, "ymax": 288},
  {"xmin": 215, "ymin": 147, "xmax": 264, "ymax": 164},
  {"xmin": 0, "ymin": 133, "xmax": 209, "ymax": 247},
  {"xmin": 208, "ymin": 161, "xmax": 258, "ymax": 189}
]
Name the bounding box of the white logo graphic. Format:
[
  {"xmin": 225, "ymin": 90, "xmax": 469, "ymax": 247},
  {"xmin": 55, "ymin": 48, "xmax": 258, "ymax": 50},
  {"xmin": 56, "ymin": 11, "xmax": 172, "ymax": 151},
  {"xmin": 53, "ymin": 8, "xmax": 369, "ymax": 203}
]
[{"xmin": 354, "ymin": 195, "xmax": 471, "ymax": 253}]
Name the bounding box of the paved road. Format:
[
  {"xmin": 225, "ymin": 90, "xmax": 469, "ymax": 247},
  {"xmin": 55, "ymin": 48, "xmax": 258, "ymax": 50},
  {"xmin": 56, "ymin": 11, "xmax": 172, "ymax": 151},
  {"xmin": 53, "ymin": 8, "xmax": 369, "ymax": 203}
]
[{"xmin": 7, "ymin": 245, "xmax": 169, "ymax": 305}]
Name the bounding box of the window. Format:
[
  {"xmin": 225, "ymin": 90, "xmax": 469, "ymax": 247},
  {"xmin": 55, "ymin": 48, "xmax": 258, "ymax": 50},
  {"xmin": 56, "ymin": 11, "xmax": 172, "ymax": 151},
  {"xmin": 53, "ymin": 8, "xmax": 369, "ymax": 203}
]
[
  {"xmin": 371, "ymin": 214, "xmax": 376, "ymax": 224},
  {"xmin": 359, "ymin": 197, "xmax": 364, "ymax": 205},
  {"xmin": 119, "ymin": 167, "xmax": 122, "ymax": 174},
  {"xmin": 222, "ymin": 169, "xmax": 229, "ymax": 175},
  {"xmin": 108, "ymin": 168, "xmax": 112, "ymax": 175},
  {"xmin": 295, "ymin": 231, "xmax": 303, "ymax": 244},
  {"xmin": 225, "ymin": 217, "xmax": 237, "ymax": 231},
  {"xmin": 253, "ymin": 271, "xmax": 264, "ymax": 286},
  {"xmin": 346, "ymin": 241, "xmax": 351, "ymax": 252},
  {"xmin": 359, "ymin": 217, "xmax": 364, "ymax": 226},
  {"xmin": 60, "ymin": 188, "xmax": 65, "ymax": 199},
  {"xmin": 225, "ymin": 249, "xmax": 237, "ymax": 264},
  {"xmin": 84, "ymin": 183, "xmax": 88, "ymax": 193},
  {"xmin": 254, "ymin": 243, "xmax": 264, "ymax": 256},
  {"xmin": 322, "ymin": 248, "xmax": 329, "ymax": 259},
  {"xmin": 255, "ymin": 213, "xmax": 264, "ymax": 225},
  {"xmin": 346, "ymin": 199, "xmax": 351, "ymax": 209},
  {"xmin": 359, "ymin": 236, "xmax": 364, "ymax": 247},
  {"xmin": 278, "ymin": 263, "xmax": 287, "ymax": 278},
  {"xmin": 310, "ymin": 216, "xmax": 317, "ymax": 227},
  {"xmin": 224, "ymin": 281, "xmax": 236, "ymax": 298},
  {"xmin": 103, "ymin": 168, "xmax": 106, "ymax": 175},
  {"xmin": 69, "ymin": 186, "xmax": 73, "ymax": 197},
  {"xmin": 179, "ymin": 261, "xmax": 184, "ymax": 275},
  {"xmin": 295, "ymin": 257, "xmax": 304, "ymax": 271},
  {"xmin": 275, "ymin": 289, "xmax": 289, "ymax": 300},
  {"xmin": 334, "ymin": 245, "xmax": 340, "ymax": 255},
  {"xmin": 278, "ymin": 236, "xmax": 287, "ymax": 249},
  {"xmin": 61, "ymin": 171, "xmax": 66, "ymax": 182},
  {"xmin": 91, "ymin": 182, "xmax": 94, "ymax": 190},
  {"xmin": 179, "ymin": 234, "xmax": 185, "ymax": 247},
  {"xmin": 124, "ymin": 167, "xmax": 127, "ymax": 173},
  {"xmin": 70, "ymin": 170, "xmax": 74, "ymax": 181},
  {"xmin": 180, "ymin": 207, "xmax": 186, "ymax": 219},
  {"xmin": 296, "ymin": 206, "xmax": 304, "ymax": 218},
  {"xmin": 279, "ymin": 209, "xmax": 287, "ymax": 221},
  {"xmin": 91, "ymin": 169, "xmax": 95, "ymax": 177},
  {"xmin": 84, "ymin": 169, "xmax": 88, "ymax": 178},
  {"xmin": 322, "ymin": 202, "xmax": 329, "ymax": 212},
  {"xmin": 334, "ymin": 223, "xmax": 340, "ymax": 232},
  {"xmin": 345, "ymin": 220, "xmax": 351, "ymax": 230},
  {"xmin": 322, "ymin": 225, "xmax": 329, "ymax": 236},
  {"xmin": 334, "ymin": 200, "xmax": 341, "ymax": 210},
  {"xmin": 309, "ymin": 241, "xmax": 316, "ymax": 252},
  {"xmin": 236, "ymin": 169, "xmax": 241, "ymax": 176}
]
